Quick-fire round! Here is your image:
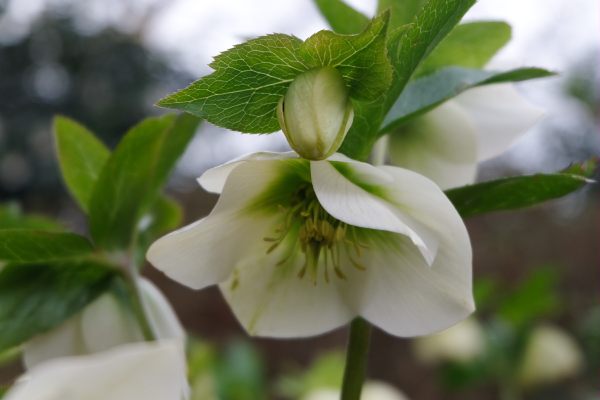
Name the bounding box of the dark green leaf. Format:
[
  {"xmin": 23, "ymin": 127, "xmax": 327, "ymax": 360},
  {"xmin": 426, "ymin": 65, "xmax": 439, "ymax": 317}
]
[
  {"xmin": 416, "ymin": 21, "xmax": 512, "ymax": 77},
  {"xmin": 499, "ymin": 267, "xmax": 561, "ymax": 327},
  {"xmin": 53, "ymin": 116, "xmax": 110, "ymax": 213},
  {"xmin": 377, "ymin": 0, "xmax": 426, "ymax": 28},
  {"xmin": 446, "ymin": 170, "xmax": 593, "ymax": 219},
  {"xmin": 158, "ymin": 15, "xmax": 391, "ymax": 133},
  {"xmin": 313, "ymin": 0, "xmax": 369, "ymax": 34},
  {"xmin": 0, "ymin": 203, "xmax": 63, "ymax": 231},
  {"xmin": 381, "ymin": 66, "xmax": 555, "ymax": 132},
  {"xmin": 0, "ymin": 230, "xmax": 93, "ymax": 263},
  {"xmin": 89, "ymin": 114, "xmax": 199, "ymax": 250},
  {"xmin": 0, "ymin": 259, "xmax": 118, "ymax": 352}
]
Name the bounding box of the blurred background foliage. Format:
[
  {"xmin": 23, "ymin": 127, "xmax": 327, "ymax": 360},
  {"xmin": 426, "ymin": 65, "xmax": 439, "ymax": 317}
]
[{"xmin": 0, "ymin": 0, "xmax": 598, "ymax": 399}]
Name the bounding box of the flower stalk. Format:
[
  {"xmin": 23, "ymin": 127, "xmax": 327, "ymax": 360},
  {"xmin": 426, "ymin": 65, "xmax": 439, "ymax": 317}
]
[{"xmin": 341, "ymin": 318, "xmax": 372, "ymax": 400}]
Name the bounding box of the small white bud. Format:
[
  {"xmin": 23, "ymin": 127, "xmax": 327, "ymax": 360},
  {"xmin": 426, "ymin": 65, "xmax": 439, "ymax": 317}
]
[
  {"xmin": 518, "ymin": 325, "xmax": 583, "ymax": 388},
  {"xmin": 278, "ymin": 67, "xmax": 354, "ymax": 160}
]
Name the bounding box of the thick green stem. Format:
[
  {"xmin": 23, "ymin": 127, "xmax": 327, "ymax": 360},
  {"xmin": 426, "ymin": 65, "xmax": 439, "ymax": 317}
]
[
  {"xmin": 341, "ymin": 318, "xmax": 372, "ymax": 400},
  {"xmin": 126, "ymin": 275, "xmax": 156, "ymax": 341}
]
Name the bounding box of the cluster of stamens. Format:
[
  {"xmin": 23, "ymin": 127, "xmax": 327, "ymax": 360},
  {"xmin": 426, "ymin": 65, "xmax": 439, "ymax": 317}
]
[{"xmin": 263, "ymin": 185, "xmax": 367, "ymax": 284}]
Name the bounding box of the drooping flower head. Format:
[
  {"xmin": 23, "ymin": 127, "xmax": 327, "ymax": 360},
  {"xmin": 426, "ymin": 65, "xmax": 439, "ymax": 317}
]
[{"xmin": 148, "ymin": 152, "xmax": 474, "ymax": 338}]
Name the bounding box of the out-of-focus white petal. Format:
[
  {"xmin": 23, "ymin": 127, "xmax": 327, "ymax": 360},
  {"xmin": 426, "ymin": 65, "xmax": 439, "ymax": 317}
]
[
  {"xmin": 197, "ymin": 151, "xmax": 296, "ymax": 193},
  {"xmin": 341, "ymin": 166, "xmax": 473, "ymax": 337},
  {"xmin": 388, "ymin": 101, "xmax": 478, "ymax": 190},
  {"xmin": 454, "ymin": 83, "xmax": 544, "ymax": 161},
  {"xmin": 302, "ymin": 381, "xmax": 409, "ymax": 400},
  {"xmin": 139, "ymin": 279, "xmax": 186, "ymax": 341},
  {"xmin": 311, "ymin": 160, "xmax": 439, "ymax": 265},
  {"xmin": 518, "ymin": 325, "xmax": 583, "ymax": 388},
  {"xmin": 6, "ymin": 341, "xmax": 189, "ymax": 400},
  {"xmin": 22, "ymin": 317, "xmax": 85, "ymax": 370},
  {"xmin": 148, "ymin": 159, "xmax": 284, "ymax": 290},
  {"xmin": 80, "ymin": 293, "xmax": 142, "ymax": 355},
  {"xmin": 220, "ymin": 252, "xmax": 353, "ymax": 338},
  {"xmin": 413, "ymin": 317, "xmax": 486, "ymax": 364}
]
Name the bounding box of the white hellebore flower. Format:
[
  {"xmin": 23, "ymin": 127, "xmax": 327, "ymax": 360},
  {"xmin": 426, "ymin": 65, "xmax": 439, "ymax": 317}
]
[
  {"xmin": 388, "ymin": 84, "xmax": 544, "ymax": 189},
  {"xmin": 518, "ymin": 325, "xmax": 584, "ymax": 388},
  {"xmin": 148, "ymin": 151, "xmax": 474, "ymax": 338},
  {"xmin": 303, "ymin": 381, "xmax": 409, "ymax": 400},
  {"xmin": 23, "ymin": 278, "xmax": 184, "ymax": 369},
  {"xmin": 277, "ymin": 67, "xmax": 354, "ymax": 160},
  {"xmin": 5, "ymin": 340, "xmax": 189, "ymax": 400},
  {"xmin": 412, "ymin": 317, "xmax": 485, "ymax": 364}
]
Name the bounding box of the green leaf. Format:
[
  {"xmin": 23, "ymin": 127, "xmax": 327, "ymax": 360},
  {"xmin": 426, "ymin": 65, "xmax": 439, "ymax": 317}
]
[
  {"xmin": 377, "ymin": 0, "xmax": 426, "ymax": 28},
  {"xmin": 0, "ymin": 203, "xmax": 63, "ymax": 231},
  {"xmin": 445, "ymin": 168, "xmax": 594, "ymax": 219},
  {"xmin": 499, "ymin": 267, "xmax": 561, "ymax": 327},
  {"xmin": 53, "ymin": 116, "xmax": 110, "ymax": 213},
  {"xmin": 216, "ymin": 340, "xmax": 266, "ymax": 400},
  {"xmin": 158, "ymin": 14, "xmax": 392, "ymax": 133},
  {"xmin": 340, "ymin": 0, "xmax": 476, "ymax": 160},
  {"xmin": 89, "ymin": 114, "xmax": 199, "ymax": 250},
  {"xmin": 313, "ymin": 0, "xmax": 369, "ymax": 34},
  {"xmin": 416, "ymin": 21, "xmax": 512, "ymax": 77},
  {"xmin": 0, "ymin": 259, "xmax": 118, "ymax": 352},
  {"xmin": 0, "ymin": 230, "xmax": 93, "ymax": 263},
  {"xmin": 390, "ymin": 0, "xmax": 476, "ymax": 92},
  {"xmin": 300, "ymin": 12, "xmax": 392, "ymax": 101},
  {"xmin": 381, "ymin": 66, "xmax": 554, "ymax": 132}
]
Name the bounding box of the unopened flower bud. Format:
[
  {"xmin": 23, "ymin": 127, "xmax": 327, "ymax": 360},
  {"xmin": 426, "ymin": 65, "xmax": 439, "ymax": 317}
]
[{"xmin": 278, "ymin": 67, "xmax": 354, "ymax": 160}]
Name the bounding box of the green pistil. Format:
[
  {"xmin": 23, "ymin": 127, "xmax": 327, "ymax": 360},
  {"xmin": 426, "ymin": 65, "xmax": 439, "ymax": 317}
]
[{"xmin": 263, "ymin": 184, "xmax": 367, "ymax": 284}]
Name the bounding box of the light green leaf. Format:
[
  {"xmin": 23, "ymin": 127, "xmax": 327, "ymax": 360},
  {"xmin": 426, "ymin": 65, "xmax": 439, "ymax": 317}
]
[
  {"xmin": 216, "ymin": 340, "xmax": 266, "ymax": 400},
  {"xmin": 312, "ymin": 0, "xmax": 369, "ymax": 34},
  {"xmin": 300, "ymin": 12, "xmax": 392, "ymax": 101},
  {"xmin": 53, "ymin": 116, "xmax": 110, "ymax": 213},
  {"xmin": 0, "ymin": 203, "xmax": 63, "ymax": 231},
  {"xmin": 377, "ymin": 0, "xmax": 426, "ymax": 28},
  {"xmin": 0, "ymin": 259, "xmax": 118, "ymax": 352},
  {"xmin": 158, "ymin": 14, "xmax": 391, "ymax": 134},
  {"xmin": 0, "ymin": 230, "xmax": 93, "ymax": 263},
  {"xmin": 445, "ymin": 166, "xmax": 594, "ymax": 218},
  {"xmin": 89, "ymin": 114, "xmax": 199, "ymax": 250},
  {"xmin": 381, "ymin": 66, "xmax": 555, "ymax": 132},
  {"xmin": 416, "ymin": 21, "xmax": 512, "ymax": 77}
]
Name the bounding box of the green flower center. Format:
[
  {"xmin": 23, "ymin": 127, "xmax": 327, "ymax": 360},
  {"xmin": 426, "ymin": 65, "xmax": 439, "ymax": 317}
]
[{"xmin": 263, "ymin": 184, "xmax": 367, "ymax": 284}]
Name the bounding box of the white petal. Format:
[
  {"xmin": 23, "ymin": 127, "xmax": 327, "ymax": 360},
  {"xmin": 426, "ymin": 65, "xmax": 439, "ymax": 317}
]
[
  {"xmin": 22, "ymin": 317, "xmax": 85, "ymax": 370},
  {"xmin": 220, "ymin": 252, "xmax": 354, "ymax": 338},
  {"xmin": 197, "ymin": 151, "xmax": 296, "ymax": 193},
  {"xmin": 388, "ymin": 101, "xmax": 478, "ymax": 189},
  {"xmin": 341, "ymin": 166, "xmax": 473, "ymax": 336},
  {"xmin": 454, "ymin": 83, "xmax": 544, "ymax": 161},
  {"xmin": 6, "ymin": 341, "xmax": 189, "ymax": 400},
  {"xmin": 139, "ymin": 279, "xmax": 186, "ymax": 341},
  {"xmin": 311, "ymin": 160, "xmax": 439, "ymax": 265},
  {"xmin": 147, "ymin": 159, "xmax": 286, "ymax": 290},
  {"xmin": 80, "ymin": 293, "xmax": 143, "ymax": 355}
]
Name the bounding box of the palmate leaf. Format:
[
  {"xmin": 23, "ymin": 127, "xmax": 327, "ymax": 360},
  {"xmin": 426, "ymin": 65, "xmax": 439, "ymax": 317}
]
[
  {"xmin": 0, "ymin": 230, "xmax": 93, "ymax": 263},
  {"xmin": 89, "ymin": 114, "xmax": 199, "ymax": 250},
  {"xmin": 381, "ymin": 66, "xmax": 554, "ymax": 132},
  {"xmin": 446, "ymin": 162, "xmax": 596, "ymax": 218},
  {"xmin": 0, "ymin": 259, "xmax": 118, "ymax": 352},
  {"xmin": 157, "ymin": 14, "xmax": 392, "ymax": 134}
]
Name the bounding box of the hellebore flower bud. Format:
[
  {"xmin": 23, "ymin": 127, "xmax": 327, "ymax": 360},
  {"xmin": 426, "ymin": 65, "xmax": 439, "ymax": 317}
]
[{"xmin": 277, "ymin": 67, "xmax": 354, "ymax": 160}]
